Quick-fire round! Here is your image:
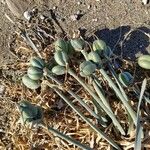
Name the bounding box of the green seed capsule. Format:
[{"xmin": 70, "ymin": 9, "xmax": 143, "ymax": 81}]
[
  {"xmin": 103, "ymin": 46, "xmax": 113, "ymax": 57},
  {"xmin": 54, "ymin": 51, "xmax": 68, "ymax": 66},
  {"xmin": 19, "ymin": 100, "xmax": 43, "ymax": 123},
  {"xmin": 30, "ymin": 57, "xmax": 45, "ymax": 69},
  {"xmin": 119, "ymin": 72, "xmax": 133, "ymax": 87},
  {"xmin": 93, "ymin": 39, "xmax": 107, "ymax": 53},
  {"xmin": 70, "ymin": 38, "xmax": 85, "ymax": 51},
  {"xmin": 27, "ymin": 67, "xmax": 43, "ymax": 80},
  {"xmin": 138, "ymin": 55, "xmax": 150, "ymax": 69},
  {"xmin": 52, "ymin": 65, "xmax": 66, "ymax": 75},
  {"xmin": 54, "ymin": 39, "xmax": 68, "ymax": 52},
  {"xmin": 67, "ymin": 41, "xmax": 75, "ymax": 54},
  {"xmin": 22, "ymin": 74, "xmax": 41, "ymax": 89},
  {"xmin": 19, "ymin": 101, "xmax": 38, "ymax": 119},
  {"xmin": 80, "ymin": 61, "xmax": 96, "ymax": 76},
  {"xmin": 88, "ymin": 51, "xmax": 101, "ymax": 63}
]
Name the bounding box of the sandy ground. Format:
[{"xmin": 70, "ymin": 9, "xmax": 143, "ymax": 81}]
[
  {"xmin": 0, "ymin": 2, "xmax": 15, "ymax": 66},
  {"xmin": 0, "ymin": 0, "xmax": 150, "ymax": 67}
]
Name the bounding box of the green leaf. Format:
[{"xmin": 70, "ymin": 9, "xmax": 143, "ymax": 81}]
[{"xmin": 134, "ymin": 79, "xmax": 147, "ymax": 150}]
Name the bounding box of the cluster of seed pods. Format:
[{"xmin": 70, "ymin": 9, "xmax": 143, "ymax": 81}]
[
  {"xmin": 21, "ymin": 37, "xmax": 149, "ymax": 150},
  {"xmin": 22, "ymin": 37, "xmax": 136, "ymax": 90}
]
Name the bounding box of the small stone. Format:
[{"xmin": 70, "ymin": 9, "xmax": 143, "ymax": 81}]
[
  {"xmin": 53, "ymin": 6, "xmax": 57, "ymax": 10},
  {"xmin": 142, "ymin": 0, "xmax": 149, "ymax": 5},
  {"xmin": 92, "ymin": 18, "xmax": 98, "ymax": 22},
  {"xmin": 39, "ymin": 15, "xmax": 45, "ymax": 20},
  {"xmin": 23, "ymin": 10, "xmax": 32, "ymax": 21},
  {"xmin": 32, "ymin": 8, "xmax": 38, "ymax": 14},
  {"xmin": 76, "ymin": 10, "xmax": 82, "ymax": 15},
  {"xmin": 77, "ymin": 1, "xmax": 82, "ymax": 5},
  {"xmin": 70, "ymin": 14, "xmax": 78, "ymax": 21},
  {"xmin": 87, "ymin": 5, "xmax": 91, "ymax": 9}
]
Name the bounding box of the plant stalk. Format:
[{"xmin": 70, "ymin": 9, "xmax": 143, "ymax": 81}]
[
  {"xmin": 44, "ymin": 69, "xmax": 104, "ymax": 121},
  {"xmin": 39, "ymin": 123, "xmax": 92, "ymax": 150},
  {"xmin": 45, "ymin": 83, "xmax": 121, "ymax": 150},
  {"xmin": 99, "ymin": 68, "xmax": 137, "ymax": 125},
  {"xmin": 92, "ymin": 80, "xmax": 112, "ymax": 112},
  {"xmin": 68, "ymin": 68, "xmax": 125, "ymax": 135}
]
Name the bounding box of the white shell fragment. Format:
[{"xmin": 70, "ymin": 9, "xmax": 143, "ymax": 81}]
[
  {"xmin": 23, "ymin": 10, "xmax": 32, "ymax": 21},
  {"xmin": 39, "ymin": 15, "xmax": 45, "ymax": 20},
  {"xmin": 142, "ymin": 0, "xmax": 149, "ymax": 5}
]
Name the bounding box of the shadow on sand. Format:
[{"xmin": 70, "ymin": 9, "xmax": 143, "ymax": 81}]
[{"xmin": 82, "ymin": 25, "xmax": 150, "ymax": 61}]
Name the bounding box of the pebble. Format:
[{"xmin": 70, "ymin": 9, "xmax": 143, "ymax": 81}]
[
  {"xmin": 53, "ymin": 6, "xmax": 57, "ymax": 10},
  {"xmin": 92, "ymin": 18, "xmax": 98, "ymax": 22},
  {"xmin": 76, "ymin": 10, "xmax": 82, "ymax": 15},
  {"xmin": 142, "ymin": 0, "xmax": 149, "ymax": 5},
  {"xmin": 87, "ymin": 5, "xmax": 91, "ymax": 9},
  {"xmin": 70, "ymin": 14, "xmax": 78, "ymax": 21},
  {"xmin": 32, "ymin": 8, "xmax": 38, "ymax": 14},
  {"xmin": 39, "ymin": 15, "xmax": 45, "ymax": 20},
  {"xmin": 77, "ymin": 1, "xmax": 82, "ymax": 5},
  {"xmin": 23, "ymin": 10, "xmax": 32, "ymax": 21}
]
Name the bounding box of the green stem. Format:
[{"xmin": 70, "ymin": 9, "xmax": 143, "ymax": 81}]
[
  {"xmin": 67, "ymin": 90, "xmax": 106, "ymax": 126},
  {"xmin": 46, "ymin": 85, "xmax": 121, "ymax": 150},
  {"xmin": 81, "ymin": 50, "xmax": 89, "ymax": 60},
  {"xmin": 108, "ymin": 64, "xmax": 129, "ymax": 101},
  {"xmin": 68, "ymin": 68, "xmax": 125, "ymax": 135},
  {"xmin": 134, "ymin": 86, "xmax": 150, "ymax": 104},
  {"xmin": 92, "ymin": 98, "xmax": 108, "ymax": 123},
  {"xmin": 99, "ymin": 68, "xmax": 137, "ymax": 125},
  {"xmin": 107, "ymin": 64, "xmax": 136, "ymax": 134},
  {"xmin": 40, "ymin": 123, "xmax": 92, "ymax": 150},
  {"xmin": 92, "ymin": 80, "xmax": 112, "ymax": 113},
  {"xmin": 45, "ymin": 69, "xmax": 104, "ymax": 121}
]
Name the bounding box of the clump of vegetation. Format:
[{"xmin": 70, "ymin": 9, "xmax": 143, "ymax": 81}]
[{"xmin": 20, "ymin": 37, "xmax": 149, "ymax": 149}]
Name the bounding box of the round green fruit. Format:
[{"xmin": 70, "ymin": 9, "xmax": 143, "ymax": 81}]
[
  {"xmin": 19, "ymin": 100, "xmax": 43, "ymax": 123},
  {"xmin": 70, "ymin": 38, "xmax": 85, "ymax": 51},
  {"xmin": 30, "ymin": 57, "xmax": 45, "ymax": 69},
  {"xmin": 54, "ymin": 39, "xmax": 68, "ymax": 52},
  {"xmin": 27, "ymin": 66, "xmax": 43, "ymax": 80},
  {"xmin": 93, "ymin": 39, "xmax": 107, "ymax": 53},
  {"xmin": 88, "ymin": 51, "xmax": 101, "ymax": 63},
  {"xmin": 80, "ymin": 61, "xmax": 96, "ymax": 76},
  {"xmin": 54, "ymin": 51, "xmax": 68, "ymax": 66},
  {"xmin": 52, "ymin": 65, "xmax": 66, "ymax": 75},
  {"xmin": 138, "ymin": 55, "xmax": 150, "ymax": 69},
  {"xmin": 119, "ymin": 72, "xmax": 133, "ymax": 87},
  {"xmin": 103, "ymin": 46, "xmax": 113, "ymax": 57},
  {"xmin": 22, "ymin": 74, "xmax": 41, "ymax": 89}
]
